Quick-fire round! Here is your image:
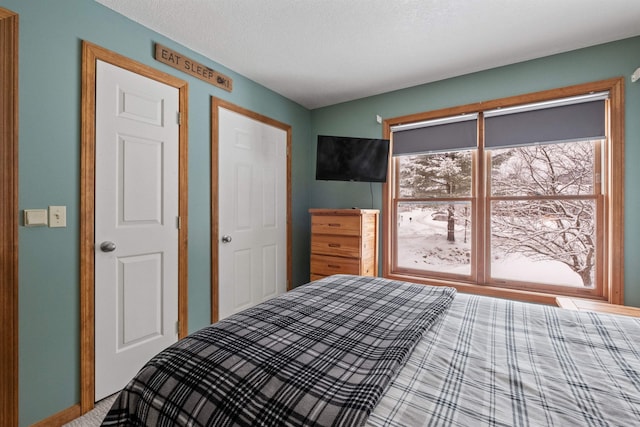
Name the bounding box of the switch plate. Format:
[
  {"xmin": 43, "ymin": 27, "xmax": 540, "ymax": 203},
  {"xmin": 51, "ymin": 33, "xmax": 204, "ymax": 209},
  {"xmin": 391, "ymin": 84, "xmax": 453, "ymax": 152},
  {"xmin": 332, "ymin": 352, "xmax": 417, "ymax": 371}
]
[
  {"xmin": 49, "ymin": 205, "xmax": 67, "ymax": 228},
  {"xmin": 24, "ymin": 209, "xmax": 48, "ymax": 227}
]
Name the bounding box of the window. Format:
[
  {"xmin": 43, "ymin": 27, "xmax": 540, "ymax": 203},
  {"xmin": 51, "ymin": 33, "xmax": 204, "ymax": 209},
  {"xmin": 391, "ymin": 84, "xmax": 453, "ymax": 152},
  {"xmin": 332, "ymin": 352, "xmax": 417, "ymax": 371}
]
[
  {"xmin": 488, "ymin": 140, "xmax": 600, "ymax": 290},
  {"xmin": 383, "ymin": 79, "xmax": 624, "ymax": 303}
]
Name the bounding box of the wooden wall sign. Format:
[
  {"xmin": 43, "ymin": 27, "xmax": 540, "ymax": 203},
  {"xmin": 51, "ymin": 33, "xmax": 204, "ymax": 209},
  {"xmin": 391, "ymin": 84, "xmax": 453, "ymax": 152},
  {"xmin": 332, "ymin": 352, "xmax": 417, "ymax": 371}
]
[{"xmin": 154, "ymin": 43, "xmax": 232, "ymax": 92}]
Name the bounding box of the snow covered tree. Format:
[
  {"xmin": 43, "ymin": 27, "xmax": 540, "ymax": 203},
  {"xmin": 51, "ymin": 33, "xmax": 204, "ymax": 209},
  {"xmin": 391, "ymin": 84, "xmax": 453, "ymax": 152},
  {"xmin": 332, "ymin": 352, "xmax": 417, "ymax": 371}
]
[
  {"xmin": 399, "ymin": 152, "xmax": 471, "ymax": 241},
  {"xmin": 490, "ymin": 141, "xmax": 596, "ymax": 287}
]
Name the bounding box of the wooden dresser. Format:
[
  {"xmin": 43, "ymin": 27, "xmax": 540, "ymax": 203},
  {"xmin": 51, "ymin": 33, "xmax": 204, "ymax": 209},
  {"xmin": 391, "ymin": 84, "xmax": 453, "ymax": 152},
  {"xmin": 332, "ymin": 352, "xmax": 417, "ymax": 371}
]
[{"xmin": 309, "ymin": 209, "xmax": 379, "ymax": 281}]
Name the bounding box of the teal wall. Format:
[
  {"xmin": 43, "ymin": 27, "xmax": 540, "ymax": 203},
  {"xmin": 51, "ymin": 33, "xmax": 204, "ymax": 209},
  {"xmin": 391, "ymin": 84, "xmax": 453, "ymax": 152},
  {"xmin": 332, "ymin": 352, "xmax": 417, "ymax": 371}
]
[
  {"xmin": 1, "ymin": 0, "xmax": 312, "ymax": 425},
  {"xmin": 4, "ymin": 0, "xmax": 639, "ymax": 424},
  {"xmin": 309, "ymin": 37, "xmax": 640, "ymax": 305}
]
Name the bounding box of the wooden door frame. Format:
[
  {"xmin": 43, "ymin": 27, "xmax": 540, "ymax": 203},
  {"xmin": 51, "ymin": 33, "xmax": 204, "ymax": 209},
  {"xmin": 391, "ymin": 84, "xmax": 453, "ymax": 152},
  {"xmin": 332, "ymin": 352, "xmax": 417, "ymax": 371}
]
[
  {"xmin": 80, "ymin": 41, "xmax": 189, "ymax": 413},
  {"xmin": 210, "ymin": 98, "xmax": 292, "ymax": 323},
  {"xmin": 0, "ymin": 8, "xmax": 19, "ymax": 427}
]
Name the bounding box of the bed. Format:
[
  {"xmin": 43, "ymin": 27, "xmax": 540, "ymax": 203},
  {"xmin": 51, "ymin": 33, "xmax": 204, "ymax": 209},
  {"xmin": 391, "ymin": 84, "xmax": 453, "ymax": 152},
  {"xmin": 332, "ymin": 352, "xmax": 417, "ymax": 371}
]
[{"xmin": 101, "ymin": 274, "xmax": 640, "ymax": 426}]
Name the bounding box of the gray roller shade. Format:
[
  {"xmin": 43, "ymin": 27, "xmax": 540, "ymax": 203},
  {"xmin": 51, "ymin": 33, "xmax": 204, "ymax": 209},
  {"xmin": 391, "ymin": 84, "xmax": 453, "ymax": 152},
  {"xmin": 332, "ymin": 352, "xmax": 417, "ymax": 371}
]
[
  {"xmin": 391, "ymin": 115, "xmax": 477, "ymax": 156},
  {"xmin": 485, "ymin": 99, "xmax": 606, "ymax": 148}
]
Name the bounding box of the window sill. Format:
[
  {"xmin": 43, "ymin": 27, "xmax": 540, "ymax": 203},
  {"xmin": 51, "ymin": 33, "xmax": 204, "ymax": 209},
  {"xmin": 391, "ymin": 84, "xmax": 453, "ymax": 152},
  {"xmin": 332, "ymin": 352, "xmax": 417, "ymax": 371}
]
[
  {"xmin": 556, "ymin": 297, "xmax": 640, "ymax": 317},
  {"xmin": 383, "ymin": 272, "xmax": 607, "ymax": 306}
]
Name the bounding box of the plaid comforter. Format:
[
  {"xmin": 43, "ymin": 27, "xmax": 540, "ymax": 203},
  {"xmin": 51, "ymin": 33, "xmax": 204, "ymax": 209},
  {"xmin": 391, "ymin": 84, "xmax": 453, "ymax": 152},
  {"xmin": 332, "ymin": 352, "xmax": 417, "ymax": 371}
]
[
  {"xmin": 367, "ymin": 293, "xmax": 640, "ymax": 426},
  {"xmin": 101, "ymin": 275, "xmax": 456, "ymax": 427}
]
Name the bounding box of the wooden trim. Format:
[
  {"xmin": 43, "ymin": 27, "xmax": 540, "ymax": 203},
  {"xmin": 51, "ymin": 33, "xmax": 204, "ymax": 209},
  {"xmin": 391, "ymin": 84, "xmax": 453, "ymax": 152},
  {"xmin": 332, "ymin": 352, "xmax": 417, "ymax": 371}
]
[
  {"xmin": 210, "ymin": 98, "xmax": 293, "ymax": 324},
  {"xmin": 80, "ymin": 41, "xmax": 189, "ymax": 415},
  {"xmin": 556, "ymin": 297, "xmax": 640, "ymax": 317},
  {"xmin": 476, "ymin": 113, "xmax": 486, "ymax": 284},
  {"xmin": 386, "ymin": 272, "xmax": 560, "ymax": 306},
  {"xmin": 382, "ymin": 77, "xmax": 625, "ymax": 304},
  {"xmin": 381, "ymin": 120, "xmax": 392, "ymax": 278},
  {"xmin": 0, "ymin": 8, "xmax": 19, "ymax": 427},
  {"xmin": 178, "ymin": 76, "xmax": 190, "ymax": 337},
  {"xmin": 79, "ymin": 39, "xmax": 97, "ymax": 416},
  {"xmin": 211, "ymin": 99, "xmax": 220, "ymax": 323},
  {"xmin": 555, "ymin": 297, "xmax": 580, "ymax": 310},
  {"xmin": 607, "ymin": 78, "xmax": 624, "ymax": 304},
  {"xmin": 386, "ymin": 78, "xmax": 624, "ymax": 126},
  {"xmin": 30, "ymin": 404, "xmax": 81, "ymax": 427}
]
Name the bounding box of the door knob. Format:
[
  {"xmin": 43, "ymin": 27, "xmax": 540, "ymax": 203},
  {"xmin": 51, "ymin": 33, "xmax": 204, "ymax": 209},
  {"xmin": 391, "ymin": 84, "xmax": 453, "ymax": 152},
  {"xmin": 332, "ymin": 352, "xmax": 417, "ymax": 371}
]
[
  {"xmin": 100, "ymin": 241, "xmax": 116, "ymax": 252},
  {"xmin": 221, "ymin": 235, "xmax": 232, "ymax": 243}
]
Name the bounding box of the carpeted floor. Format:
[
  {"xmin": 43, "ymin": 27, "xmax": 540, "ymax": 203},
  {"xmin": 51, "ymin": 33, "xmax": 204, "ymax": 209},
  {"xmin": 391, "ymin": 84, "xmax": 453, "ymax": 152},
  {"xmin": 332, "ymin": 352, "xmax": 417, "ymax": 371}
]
[{"xmin": 63, "ymin": 394, "xmax": 117, "ymax": 427}]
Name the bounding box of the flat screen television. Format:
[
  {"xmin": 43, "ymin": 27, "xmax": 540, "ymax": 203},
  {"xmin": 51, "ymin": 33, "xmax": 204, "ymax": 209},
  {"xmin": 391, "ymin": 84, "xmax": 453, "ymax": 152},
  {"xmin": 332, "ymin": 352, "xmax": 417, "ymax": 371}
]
[{"xmin": 315, "ymin": 135, "xmax": 390, "ymax": 182}]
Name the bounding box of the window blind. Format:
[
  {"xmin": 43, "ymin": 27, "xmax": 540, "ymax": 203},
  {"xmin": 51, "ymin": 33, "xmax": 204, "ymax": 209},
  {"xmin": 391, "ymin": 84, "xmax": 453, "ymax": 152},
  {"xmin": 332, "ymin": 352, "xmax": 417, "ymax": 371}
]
[
  {"xmin": 391, "ymin": 114, "xmax": 477, "ymax": 156},
  {"xmin": 484, "ymin": 94, "xmax": 607, "ymax": 148}
]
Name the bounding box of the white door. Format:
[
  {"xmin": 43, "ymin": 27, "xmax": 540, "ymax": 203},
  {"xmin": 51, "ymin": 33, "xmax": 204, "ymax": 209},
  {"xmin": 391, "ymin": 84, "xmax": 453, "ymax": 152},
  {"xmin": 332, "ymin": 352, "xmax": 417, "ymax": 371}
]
[
  {"xmin": 94, "ymin": 60, "xmax": 180, "ymax": 401},
  {"xmin": 218, "ymin": 107, "xmax": 287, "ymax": 319}
]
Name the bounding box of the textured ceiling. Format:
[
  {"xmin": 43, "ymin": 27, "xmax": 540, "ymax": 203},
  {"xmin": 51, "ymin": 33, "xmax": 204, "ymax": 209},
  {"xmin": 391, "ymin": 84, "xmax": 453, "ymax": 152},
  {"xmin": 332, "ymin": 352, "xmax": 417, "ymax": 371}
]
[{"xmin": 95, "ymin": 0, "xmax": 640, "ymax": 109}]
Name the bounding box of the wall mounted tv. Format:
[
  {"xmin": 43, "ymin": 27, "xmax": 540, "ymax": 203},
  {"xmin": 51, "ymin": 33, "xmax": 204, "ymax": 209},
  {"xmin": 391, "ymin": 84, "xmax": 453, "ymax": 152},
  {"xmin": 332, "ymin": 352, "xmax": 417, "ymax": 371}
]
[{"xmin": 315, "ymin": 135, "xmax": 390, "ymax": 182}]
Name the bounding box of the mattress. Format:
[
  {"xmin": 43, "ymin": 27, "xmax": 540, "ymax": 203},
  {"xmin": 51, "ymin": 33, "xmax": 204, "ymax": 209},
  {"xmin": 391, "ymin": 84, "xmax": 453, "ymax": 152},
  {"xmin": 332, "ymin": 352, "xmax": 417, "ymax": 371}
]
[
  {"xmin": 102, "ymin": 275, "xmax": 640, "ymax": 426},
  {"xmin": 368, "ymin": 292, "xmax": 640, "ymax": 426}
]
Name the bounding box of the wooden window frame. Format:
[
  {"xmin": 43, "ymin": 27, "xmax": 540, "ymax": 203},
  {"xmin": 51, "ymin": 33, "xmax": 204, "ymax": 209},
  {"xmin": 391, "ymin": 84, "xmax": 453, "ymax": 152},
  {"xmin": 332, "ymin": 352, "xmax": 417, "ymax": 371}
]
[{"xmin": 382, "ymin": 78, "xmax": 624, "ymax": 305}]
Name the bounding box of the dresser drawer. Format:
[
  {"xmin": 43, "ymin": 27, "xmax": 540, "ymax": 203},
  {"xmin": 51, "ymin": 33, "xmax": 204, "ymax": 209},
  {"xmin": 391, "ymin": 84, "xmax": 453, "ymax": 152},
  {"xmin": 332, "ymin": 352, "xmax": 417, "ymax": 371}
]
[
  {"xmin": 310, "ymin": 254, "xmax": 360, "ymax": 276},
  {"xmin": 311, "ymin": 234, "xmax": 360, "ymax": 257},
  {"xmin": 310, "ymin": 215, "xmax": 361, "ymax": 236}
]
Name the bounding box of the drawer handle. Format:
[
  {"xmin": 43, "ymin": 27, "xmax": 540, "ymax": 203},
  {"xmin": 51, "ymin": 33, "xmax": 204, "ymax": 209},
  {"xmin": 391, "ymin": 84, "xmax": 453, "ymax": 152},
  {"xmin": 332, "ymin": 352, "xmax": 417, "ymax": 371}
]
[
  {"xmin": 328, "ymin": 264, "xmax": 341, "ymax": 269},
  {"xmin": 328, "ymin": 243, "xmax": 341, "ymax": 248},
  {"xmin": 328, "ymin": 223, "xmax": 341, "ymax": 227}
]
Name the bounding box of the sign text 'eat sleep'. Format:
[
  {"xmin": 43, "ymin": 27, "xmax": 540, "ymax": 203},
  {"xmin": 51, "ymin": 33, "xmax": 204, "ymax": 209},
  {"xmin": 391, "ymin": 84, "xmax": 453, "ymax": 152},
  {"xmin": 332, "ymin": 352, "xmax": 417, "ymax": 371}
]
[{"xmin": 154, "ymin": 43, "xmax": 232, "ymax": 92}]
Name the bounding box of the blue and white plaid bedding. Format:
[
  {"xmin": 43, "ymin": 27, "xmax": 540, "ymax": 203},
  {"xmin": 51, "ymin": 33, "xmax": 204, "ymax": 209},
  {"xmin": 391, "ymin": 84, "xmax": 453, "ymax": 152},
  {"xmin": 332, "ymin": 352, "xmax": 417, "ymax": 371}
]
[
  {"xmin": 101, "ymin": 275, "xmax": 456, "ymax": 426},
  {"xmin": 367, "ymin": 293, "xmax": 640, "ymax": 426}
]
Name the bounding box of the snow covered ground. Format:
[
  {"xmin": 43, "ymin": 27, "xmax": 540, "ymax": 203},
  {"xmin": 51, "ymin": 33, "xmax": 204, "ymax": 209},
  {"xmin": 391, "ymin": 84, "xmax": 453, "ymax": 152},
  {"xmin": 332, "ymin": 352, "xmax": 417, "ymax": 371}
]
[{"xmin": 396, "ymin": 208, "xmax": 584, "ymax": 287}]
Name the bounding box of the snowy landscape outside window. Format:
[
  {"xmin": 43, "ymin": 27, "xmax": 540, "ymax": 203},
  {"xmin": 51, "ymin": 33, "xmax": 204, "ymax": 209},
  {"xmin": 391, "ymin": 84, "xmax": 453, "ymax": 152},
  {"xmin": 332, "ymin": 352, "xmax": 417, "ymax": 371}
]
[
  {"xmin": 396, "ymin": 151, "xmax": 473, "ymax": 276},
  {"xmin": 488, "ymin": 141, "xmax": 599, "ymax": 288},
  {"xmin": 385, "ymin": 82, "xmax": 623, "ymax": 300}
]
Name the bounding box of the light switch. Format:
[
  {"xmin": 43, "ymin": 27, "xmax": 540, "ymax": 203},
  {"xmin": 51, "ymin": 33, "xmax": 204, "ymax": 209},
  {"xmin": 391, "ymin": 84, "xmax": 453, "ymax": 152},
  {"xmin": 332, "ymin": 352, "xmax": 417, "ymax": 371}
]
[
  {"xmin": 49, "ymin": 206, "xmax": 67, "ymax": 228},
  {"xmin": 24, "ymin": 209, "xmax": 48, "ymax": 227}
]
